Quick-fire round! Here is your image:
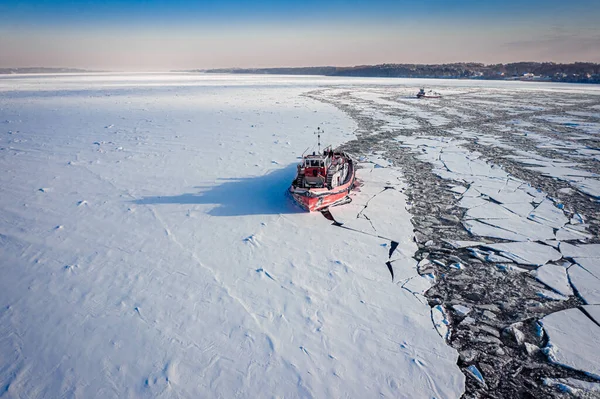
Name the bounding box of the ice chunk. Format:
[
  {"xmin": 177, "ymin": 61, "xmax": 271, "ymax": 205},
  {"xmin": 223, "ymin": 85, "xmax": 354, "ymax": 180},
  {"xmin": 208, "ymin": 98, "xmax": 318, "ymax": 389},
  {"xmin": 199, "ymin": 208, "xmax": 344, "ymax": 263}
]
[
  {"xmin": 458, "ymin": 196, "xmax": 488, "ymax": 209},
  {"xmin": 486, "ymin": 253, "xmax": 514, "ymax": 263},
  {"xmin": 568, "ymin": 264, "xmax": 600, "ymax": 305},
  {"xmin": 555, "ymin": 225, "xmax": 593, "ymax": 241},
  {"xmin": 464, "ymin": 201, "xmax": 518, "ymax": 220},
  {"xmin": 537, "ymin": 289, "xmax": 568, "ymax": 301},
  {"xmin": 362, "ymin": 188, "xmax": 413, "ymax": 243},
  {"xmin": 573, "ymin": 258, "xmax": 600, "ymax": 280},
  {"xmin": 452, "ymin": 305, "xmax": 471, "ymax": 316},
  {"xmin": 463, "ymin": 219, "xmax": 529, "ymax": 241},
  {"xmin": 571, "ymin": 213, "xmax": 585, "ymax": 224},
  {"xmin": 443, "ymin": 239, "xmax": 486, "ymax": 249},
  {"xmin": 432, "ymin": 305, "xmax": 451, "ymax": 340},
  {"xmin": 402, "ymin": 275, "xmax": 432, "ymax": 295},
  {"xmin": 560, "ymin": 243, "xmax": 600, "ymax": 259},
  {"xmin": 544, "ymin": 377, "xmax": 600, "ymax": 395},
  {"xmin": 482, "ymin": 242, "xmax": 562, "ymax": 266},
  {"xmin": 331, "ymin": 168, "xmax": 412, "ymax": 245},
  {"xmin": 532, "ymin": 264, "xmax": 573, "ymax": 296},
  {"xmin": 572, "ymin": 179, "xmax": 600, "ymax": 199},
  {"xmin": 540, "ymin": 308, "xmax": 600, "ymax": 379},
  {"xmin": 464, "ymin": 204, "xmax": 555, "ymax": 241},
  {"xmin": 465, "ymin": 365, "xmax": 486, "ymax": 387},
  {"xmin": 500, "ymin": 201, "xmax": 535, "ymax": 218},
  {"xmin": 527, "ymin": 199, "xmax": 568, "ymax": 229},
  {"xmin": 468, "ymin": 247, "xmax": 490, "ymax": 262},
  {"xmin": 526, "ymin": 165, "xmax": 597, "ymax": 179},
  {"xmin": 497, "ymin": 264, "xmax": 528, "ymax": 273}
]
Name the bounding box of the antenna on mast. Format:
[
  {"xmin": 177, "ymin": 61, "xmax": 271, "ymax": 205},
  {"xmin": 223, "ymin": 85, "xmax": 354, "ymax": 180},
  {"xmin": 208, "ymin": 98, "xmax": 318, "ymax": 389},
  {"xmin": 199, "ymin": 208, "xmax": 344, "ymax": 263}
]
[{"xmin": 315, "ymin": 127, "xmax": 322, "ymax": 154}]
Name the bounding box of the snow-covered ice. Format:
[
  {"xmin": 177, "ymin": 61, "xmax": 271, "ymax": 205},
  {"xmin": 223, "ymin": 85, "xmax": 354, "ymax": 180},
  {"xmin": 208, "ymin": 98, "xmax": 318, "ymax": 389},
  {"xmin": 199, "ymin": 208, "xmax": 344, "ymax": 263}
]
[
  {"xmin": 432, "ymin": 304, "xmax": 451, "ymax": 340},
  {"xmin": 3, "ymin": 72, "xmax": 600, "ymax": 398},
  {"xmin": 568, "ymin": 264, "xmax": 600, "ymax": 305},
  {"xmin": 481, "ymin": 242, "xmax": 563, "ymax": 266},
  {"xmin": 0, "ymin": 73, "xmax": 466, "ymax": 398},
  {"xmin": 531, "ymin": 264, "xmax": 573, "ymax": 297},
  {"xmin": 544, "ymin": 377, "xmax": 600, "ymax": 396},
  {"xmin": 540, "ymin": 308, "xmax": 600, "ymax": 380},
  {"xmin": 560, "ymin": 243, "xmax": 600, "ymax": 259}
]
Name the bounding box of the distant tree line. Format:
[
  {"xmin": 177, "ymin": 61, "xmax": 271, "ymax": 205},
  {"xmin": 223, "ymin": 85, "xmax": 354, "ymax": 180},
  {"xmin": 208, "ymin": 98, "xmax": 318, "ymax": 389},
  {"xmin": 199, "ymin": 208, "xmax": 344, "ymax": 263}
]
[
  {"xmin": 0, "ymin": 67, "xmax": 91, "ymax": 74},
  {"xmin": 4, "ymin": 64, "xmax": 599, "ymax": 83},
  {"xmin": 198, "ymin": 62, "xmax": 600, "ymax": 83}
]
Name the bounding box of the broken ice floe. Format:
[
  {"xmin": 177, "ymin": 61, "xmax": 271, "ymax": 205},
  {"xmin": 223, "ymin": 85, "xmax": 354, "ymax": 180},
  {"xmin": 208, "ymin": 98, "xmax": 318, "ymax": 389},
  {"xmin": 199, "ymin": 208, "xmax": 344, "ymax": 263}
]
[
  {"xmin": 397, "ymin": 136, "xmax": 588, "ymax": 243},
  {"xmin": 559, "ymin": 244, "xmax": 600, "ymax": 304},
  {"xmin": 329, "ymin": 163, "xmax": 411, "ymax": 244},
  {"xmin": 531, "ymin": 264, "xmax": 573, "ymax": 297},
  {"xmin": 452, "ymin": 304, "xmax": 471, "ymax": 316},
  {"xmin": 582, "ymin": 305, "xmax": 600, "ymax": 325},
  {"xmin": 528, "ymin": 199, "xmax": 568, "ymax": 229},
  {"xmin": 481, "ymin": 242, "xmax": 562, "ymax": 266},
  {"xmin": 507, "ymin": 151, "xmax": 600, "ymax": 199},
  {"xmin": 537, "ymin": 289, "xmax": 569, "ymax": 301},
  {"xmin": 463, "ymin": 202, "xmax": 558, "ymax": 241},
  {"xmin": 543, "ymin": 377, "xmax": 600, "ymax": 396},
  {"xmin": 572, "ymin": 257, "xmax": 600, "ymax": 281},
  {"xmin": 432, "ymin": 304, "xmax": 451, "ymax": 340},
  {"xmin": 465, "ymin": 365, "xmax": 487, "ymax": 387},
  {"xmin": 540, "ymin": 308, "xmax": 600, "ymax": 380},
  {"xmin": 560, "ymin": 243, "xmax": 600, "ymax": 260},
  {"xmin": 568, "ymin": 264, "xmax": 600, "ymax": 305}
]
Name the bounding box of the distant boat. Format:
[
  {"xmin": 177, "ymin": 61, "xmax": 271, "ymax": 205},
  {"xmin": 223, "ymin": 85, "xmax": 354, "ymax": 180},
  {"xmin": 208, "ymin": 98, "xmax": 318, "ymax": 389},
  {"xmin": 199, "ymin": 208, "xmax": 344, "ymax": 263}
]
[
  {"xmin": 417, "ymin": 88, "xmax": 441, "ymax": 99},
  {"xmin": 289, "ymin": 129, "xmax": 355, "ymax": 212}
]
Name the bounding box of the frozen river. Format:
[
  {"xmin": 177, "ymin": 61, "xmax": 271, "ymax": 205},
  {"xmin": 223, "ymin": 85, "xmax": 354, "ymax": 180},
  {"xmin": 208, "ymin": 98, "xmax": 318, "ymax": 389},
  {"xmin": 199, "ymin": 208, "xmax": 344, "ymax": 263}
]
[{"xmin": 1, "ymin": 73, "xmax": 599, "ymax": 398}]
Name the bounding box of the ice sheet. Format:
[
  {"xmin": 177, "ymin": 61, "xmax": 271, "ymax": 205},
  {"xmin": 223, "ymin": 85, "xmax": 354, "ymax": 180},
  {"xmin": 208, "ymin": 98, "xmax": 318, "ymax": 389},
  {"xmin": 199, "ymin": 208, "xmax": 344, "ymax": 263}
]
[
  {"xmin": 482, "ymin": 242, "xmax": 562, "ymax": 266},
  {"xmin": 582, "ymin": 305, "xmax": 600, "ymax": 325},
  {"xmin": 560, "ymin": 243, "xmax": 600, "ymax": 259},
  {"xmin": 532, "ymin": 264, "xmax": 573, "ymax": 296},
  {"xmin": 0, "ymin": 74, "xmax": 466, "ymax": 398},
  {"xmin": 527, "ymin": 199, "xmax": 569, "ymax": 229},
  {"xmin": 568, "ymin": 265, "xmax": 600, "ymax": 305},
  {"xmin": 541, "ymin": 308, "xmax": 600, "ymax": 380}
]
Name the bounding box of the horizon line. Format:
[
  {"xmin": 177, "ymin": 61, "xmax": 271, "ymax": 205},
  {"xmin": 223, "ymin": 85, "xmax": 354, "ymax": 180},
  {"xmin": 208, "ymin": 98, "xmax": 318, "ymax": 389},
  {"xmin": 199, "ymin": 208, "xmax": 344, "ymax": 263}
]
[{"xmin": 2, "ymin": 60, "xmax": 600, "ymax": 73}]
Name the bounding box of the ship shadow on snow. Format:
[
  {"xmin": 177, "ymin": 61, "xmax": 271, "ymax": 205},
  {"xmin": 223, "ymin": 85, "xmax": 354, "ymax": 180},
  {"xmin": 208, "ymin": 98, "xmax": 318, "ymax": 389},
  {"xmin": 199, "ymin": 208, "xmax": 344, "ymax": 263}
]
[{"xmin": 133, "ymin": 163, "xmax": 303, "ymax": 216}]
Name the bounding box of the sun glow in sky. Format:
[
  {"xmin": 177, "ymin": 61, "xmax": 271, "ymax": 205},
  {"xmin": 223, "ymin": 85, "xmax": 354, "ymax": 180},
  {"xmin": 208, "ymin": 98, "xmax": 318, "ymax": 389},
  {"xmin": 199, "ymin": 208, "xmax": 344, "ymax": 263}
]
[{"xmin": 1, "ymin": 0, "xmax": 599, "ymax": 70}]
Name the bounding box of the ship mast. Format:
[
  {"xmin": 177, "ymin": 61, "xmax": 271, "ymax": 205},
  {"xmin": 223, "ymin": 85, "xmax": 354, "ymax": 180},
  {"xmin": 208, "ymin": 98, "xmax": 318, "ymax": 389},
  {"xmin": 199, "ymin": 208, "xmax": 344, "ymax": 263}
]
[{"xmin": 316, "ymin": 127, "xmax": 322, "ymax": 154}]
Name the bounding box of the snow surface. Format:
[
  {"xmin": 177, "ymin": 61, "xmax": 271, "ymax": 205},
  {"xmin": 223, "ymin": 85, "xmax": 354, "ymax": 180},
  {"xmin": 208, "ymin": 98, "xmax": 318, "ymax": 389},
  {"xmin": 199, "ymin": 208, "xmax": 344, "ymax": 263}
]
[
  {"xmin": 541, "ymin": 308, "xmax": 600, "ymax": 380},
  {"xmin": 0, "ymin": 74, "xmax": 465, "ymax": 398},
  {"xmin": 4, "ymin": 72, "xmax": 600, "ymax": 397},
  {"xmin": 582, "ymin": 305, "xmax": 600, "ymax": 325},
  {"xmin": 532, "ymin": 264, "xmax": 573, "ymax": 297},
  {"xmin": 568, "ymin": 264, "xmax": 600, "ymax": 305},
  {"xmin": 482, "ymin": 242, "xmax": 562, "ymax": 266}
]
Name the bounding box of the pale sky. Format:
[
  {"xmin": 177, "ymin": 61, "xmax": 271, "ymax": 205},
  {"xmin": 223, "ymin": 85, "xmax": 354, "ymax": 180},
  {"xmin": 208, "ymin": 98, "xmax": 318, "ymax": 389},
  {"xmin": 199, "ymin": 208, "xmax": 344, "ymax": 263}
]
[{"xmin": 1, "ymin": 0, "xmax": 599, "ymax": 70}]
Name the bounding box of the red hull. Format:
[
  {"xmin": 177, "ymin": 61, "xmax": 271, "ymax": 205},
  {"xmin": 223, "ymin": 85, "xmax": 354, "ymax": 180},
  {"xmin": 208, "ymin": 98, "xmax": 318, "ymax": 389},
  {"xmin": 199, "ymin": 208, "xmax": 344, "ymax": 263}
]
[
  {"xmin": 290, "ymin": 185, "xmax": 353, "ymax": 212},
  {"xmin": 290, "ymin": 170, "xmax": 355, "ymax": 212}
]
